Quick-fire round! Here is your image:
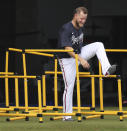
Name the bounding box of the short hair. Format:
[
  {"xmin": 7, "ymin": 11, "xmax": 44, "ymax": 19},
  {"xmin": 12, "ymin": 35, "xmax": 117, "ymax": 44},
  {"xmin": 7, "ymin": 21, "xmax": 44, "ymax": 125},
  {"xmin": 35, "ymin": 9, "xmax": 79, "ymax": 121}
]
[{"xmin": 73, "ymin": 7, "xmax": 88, "ymax": 15}]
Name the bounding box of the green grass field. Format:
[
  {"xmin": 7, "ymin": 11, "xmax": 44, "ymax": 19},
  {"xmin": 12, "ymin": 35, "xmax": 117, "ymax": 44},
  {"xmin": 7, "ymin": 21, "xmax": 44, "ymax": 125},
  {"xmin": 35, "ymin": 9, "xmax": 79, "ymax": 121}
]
[{"xmin": 0, "ymin": 107, "xmax": 127, "ymax": 131}]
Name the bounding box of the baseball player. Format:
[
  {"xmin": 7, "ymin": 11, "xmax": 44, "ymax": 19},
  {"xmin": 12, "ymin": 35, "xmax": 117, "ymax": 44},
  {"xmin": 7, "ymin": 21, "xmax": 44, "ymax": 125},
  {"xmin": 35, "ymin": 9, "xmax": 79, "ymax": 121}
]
[{"xmin": 58, "ymin": 7, "xmax": 116, "ymax": 121}]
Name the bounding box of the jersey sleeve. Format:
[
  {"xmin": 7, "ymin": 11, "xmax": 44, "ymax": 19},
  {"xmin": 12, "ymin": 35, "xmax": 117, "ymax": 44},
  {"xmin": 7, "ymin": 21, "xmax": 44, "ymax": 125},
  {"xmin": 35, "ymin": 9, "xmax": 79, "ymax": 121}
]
[{"xmin": 58, "ymin": 27, "xmax": 72, "ymax": 48}]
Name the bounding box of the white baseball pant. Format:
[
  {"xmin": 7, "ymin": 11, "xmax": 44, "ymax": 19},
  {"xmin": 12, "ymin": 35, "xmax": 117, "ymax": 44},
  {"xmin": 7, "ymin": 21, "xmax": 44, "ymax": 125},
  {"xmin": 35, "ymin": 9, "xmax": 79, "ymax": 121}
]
[{"xmin": 59, "ymin": 42, "xmax": 111, "ymax": 120}]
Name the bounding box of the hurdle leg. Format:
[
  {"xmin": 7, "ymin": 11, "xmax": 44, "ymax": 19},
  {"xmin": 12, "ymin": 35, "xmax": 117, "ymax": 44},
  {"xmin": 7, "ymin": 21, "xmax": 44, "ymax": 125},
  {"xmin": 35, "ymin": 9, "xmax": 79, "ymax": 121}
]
[
  {"xmin": 99, "ymin": 61, "xmax": 104, "ymax": 119},
  {"xmin": 91, "ymin": 77, "xmax": 95, "ymax": 110},
  {"xmin": 22, "ymin": 52, "xmax": 29, "ymax": 114},
  {"xmin": 42, "ymin": 75, "xmax": 46, "ymax": 112},
  {"xmin": 5, "ymin": 50, "xmax": 9, "ymax": 107},
  {"xmin": 117, "ymin": 77, "xmax": 123, "ymax": 121},
  {"xmin": 50, "ymin": 59, "xmax": 60, "ymax": 121},
  {"xmin": 54, "ymin": 58, "xmax": 58, "ymax": 111},
  {"xmin": 37, "ymin": 78, "xmax": 43, "ymax": 123},
  {"xmin": 75, "ymin": 54, "xmax": 82, "ymax": 122}
]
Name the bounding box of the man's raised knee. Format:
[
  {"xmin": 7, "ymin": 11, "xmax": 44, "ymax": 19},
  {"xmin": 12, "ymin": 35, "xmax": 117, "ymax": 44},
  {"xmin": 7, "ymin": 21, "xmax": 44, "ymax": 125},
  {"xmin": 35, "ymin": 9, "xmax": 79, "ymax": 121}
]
[{"xmin": 96, "ymin": 42, "xmax": 104, "ymax": 48}]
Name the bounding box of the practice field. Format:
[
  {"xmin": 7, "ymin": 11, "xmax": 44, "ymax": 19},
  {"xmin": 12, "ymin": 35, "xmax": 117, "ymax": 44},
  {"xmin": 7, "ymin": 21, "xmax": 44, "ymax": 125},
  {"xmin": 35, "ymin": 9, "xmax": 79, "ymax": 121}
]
[{"xmin": 0, "ymin": 107, "xmax": 127, "ymax": 131}]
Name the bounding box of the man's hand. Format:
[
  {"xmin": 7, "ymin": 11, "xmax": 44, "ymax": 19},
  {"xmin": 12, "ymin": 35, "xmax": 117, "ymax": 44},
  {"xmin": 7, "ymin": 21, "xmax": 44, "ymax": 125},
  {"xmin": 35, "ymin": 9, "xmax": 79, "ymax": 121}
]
[
  {"xmin": 80, "ymin": 58, "xmax": 90, "ymax": 69},
  {"xmin": 64, "ymin": 46, "xmax": 90, "ymax": 69}
]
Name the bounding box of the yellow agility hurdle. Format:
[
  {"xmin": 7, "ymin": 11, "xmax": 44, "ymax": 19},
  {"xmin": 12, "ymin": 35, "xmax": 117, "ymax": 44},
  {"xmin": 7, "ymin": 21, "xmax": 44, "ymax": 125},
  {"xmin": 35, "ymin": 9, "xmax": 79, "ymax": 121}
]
[
  {"xmin": 0, "ymin": 48, "xmax": 53, "ymax": 121},
  {"xmin": 0, "ymin": 75, "xmax": 44, "ymax": 122},
  {"xmin": 6, "ymin": 48, "xmax": 54, "ymax": 121},
  {"xmin": 36, "ymin": 48, "xmax": 127, "ymax": 121},
  {"xmin": 5, "ymin": 48, "xmax": 83, "ymax": 122},
  {"xmin": 97, "ymin": 49, "xmax": 127, "ymax": 121},
  {"xmin": 6, "ymin": 48, "xmax": 93, "ymax": 122},
  {"xmin": 0, "ymin": 48, "xmax": 127, "ymax": 123},
  {"xmin": 44, "ymin": 57, "xmax": 94, "ymax": 122}
]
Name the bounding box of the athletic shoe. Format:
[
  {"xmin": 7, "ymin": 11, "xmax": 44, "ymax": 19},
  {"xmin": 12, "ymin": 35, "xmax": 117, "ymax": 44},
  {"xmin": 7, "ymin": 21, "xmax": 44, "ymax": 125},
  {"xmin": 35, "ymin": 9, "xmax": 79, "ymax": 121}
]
[
  {"xmin": 105, "ymin": 64, "xmax": 117, "ymax": 76},
  {"xmin": 63, "ymin": 118, "xmax": 74, "ymax": 121}
]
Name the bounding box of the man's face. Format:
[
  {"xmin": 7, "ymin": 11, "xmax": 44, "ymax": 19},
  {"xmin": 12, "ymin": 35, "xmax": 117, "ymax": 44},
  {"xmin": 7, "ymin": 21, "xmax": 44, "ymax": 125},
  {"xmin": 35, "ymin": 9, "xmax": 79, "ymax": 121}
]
[{"xmin": 75, "ymin": 11, "xmax": 87, "ymax": 28}]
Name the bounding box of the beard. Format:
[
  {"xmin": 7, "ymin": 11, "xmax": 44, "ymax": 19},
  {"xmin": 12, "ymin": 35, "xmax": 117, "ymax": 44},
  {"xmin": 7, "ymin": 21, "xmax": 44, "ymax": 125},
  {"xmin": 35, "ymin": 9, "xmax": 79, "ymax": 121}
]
[
  {"xmin": 76, "ymin": 20, "xmax": 84, "ymax": 28},
  {"xmin": 76, "ymin": 21, "xmax": 80, "ymax": 28}
]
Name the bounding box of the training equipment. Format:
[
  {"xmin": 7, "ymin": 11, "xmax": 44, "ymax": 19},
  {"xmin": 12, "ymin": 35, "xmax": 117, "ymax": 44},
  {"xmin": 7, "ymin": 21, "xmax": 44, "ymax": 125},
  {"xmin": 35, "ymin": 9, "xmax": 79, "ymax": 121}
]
[{"xmin": 0, "ymin": 48, "xmax": 127, "ymax": 123}]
